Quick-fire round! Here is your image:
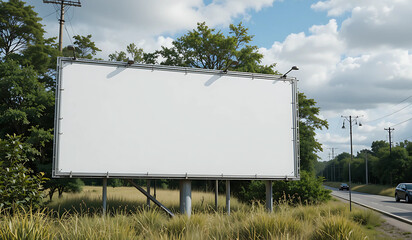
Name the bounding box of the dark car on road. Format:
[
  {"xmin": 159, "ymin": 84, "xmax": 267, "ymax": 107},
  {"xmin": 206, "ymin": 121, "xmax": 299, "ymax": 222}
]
[
  {"xmin": 339, "ymin": 183, "xmax": 349, "ymax": 191},
  {"xmin": 395, "ymin": 183, "xmax": 412, "ymax": 203}
]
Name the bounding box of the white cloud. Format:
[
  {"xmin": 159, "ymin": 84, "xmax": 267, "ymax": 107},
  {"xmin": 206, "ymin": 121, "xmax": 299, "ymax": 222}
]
[
  {"xmin": 313, "ymin": 0, "xmax": 412, "ymax": 50},
  {"xmin": 34, "ymin": 0, "xmax": 276, "ymax": 59}
]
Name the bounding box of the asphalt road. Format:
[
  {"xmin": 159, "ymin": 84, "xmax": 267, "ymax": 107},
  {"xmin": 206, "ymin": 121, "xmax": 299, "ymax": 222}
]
[{"xmin": 325, "ymin": 186, "xmax": 412, "ymax": 223}]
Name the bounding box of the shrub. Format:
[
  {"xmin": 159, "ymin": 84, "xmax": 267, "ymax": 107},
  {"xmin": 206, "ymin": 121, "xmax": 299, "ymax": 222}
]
[
  {"xmin": 237, "ymin": 171, "xmax": 331, "ymax": 205},
  {"xmin": 312, "ymin": 216, "xmax": 368, "ymax": 240},
  {"xmin": 0, "ymin": 134, "xmax": 46, "ymax": 211}
]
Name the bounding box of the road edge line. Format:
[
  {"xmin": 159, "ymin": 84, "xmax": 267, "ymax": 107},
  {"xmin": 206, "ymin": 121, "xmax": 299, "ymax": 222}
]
[{"xmin": 331, "ymin": 193, "xmax": 412, "ymax": 225}]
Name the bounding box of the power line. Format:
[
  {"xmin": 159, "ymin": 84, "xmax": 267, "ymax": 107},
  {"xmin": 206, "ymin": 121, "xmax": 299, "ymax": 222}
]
[
  {"xmin": 43, "ymin": 0, "xmax": 81, "ymax": 52},
  {"xmin": 365, "ymin": 101, "xmax": 412, "ymax": 123},
  {"xmin": 41, "ymin": 9, "xmax": 59, "ymax": 19},
  {"xmin": 390, "ymin": 117, "xmax": 412, "ymax": 128}
]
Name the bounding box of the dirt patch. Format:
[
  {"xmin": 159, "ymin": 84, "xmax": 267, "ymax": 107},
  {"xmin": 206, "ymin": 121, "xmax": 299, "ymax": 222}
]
[{"xmin": 377, "ymin": 216, "xmax": 412, "ymax": 240}]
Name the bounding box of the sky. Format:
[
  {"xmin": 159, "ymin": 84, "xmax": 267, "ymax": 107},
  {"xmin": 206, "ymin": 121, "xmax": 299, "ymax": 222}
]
[{"xmin": 31, "ymin": 0, "xmax": 412, "ymax": 162}]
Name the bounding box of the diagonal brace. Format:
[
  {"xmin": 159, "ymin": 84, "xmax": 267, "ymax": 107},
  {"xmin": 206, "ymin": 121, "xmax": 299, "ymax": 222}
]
[{"xmin": 127, "ymin": 179, "xmax": 174, "ymax": 217}]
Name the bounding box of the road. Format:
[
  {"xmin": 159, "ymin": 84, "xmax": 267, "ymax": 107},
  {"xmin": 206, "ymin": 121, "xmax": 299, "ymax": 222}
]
[{"xmin": 325, "ymin": 186, "xmax": 412, "ymax": 223}]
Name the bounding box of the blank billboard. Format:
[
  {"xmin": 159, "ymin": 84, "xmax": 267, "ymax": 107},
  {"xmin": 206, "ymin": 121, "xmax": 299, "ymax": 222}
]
[{"xmin": 53, "ymin": 58, "xmax": 299, "ymax": 180}]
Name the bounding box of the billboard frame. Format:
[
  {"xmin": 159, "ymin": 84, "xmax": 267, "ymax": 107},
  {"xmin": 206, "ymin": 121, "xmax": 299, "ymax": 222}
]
[{"xmin": 52, "ymin": 57, "xmax": 300, "ymax": 180}]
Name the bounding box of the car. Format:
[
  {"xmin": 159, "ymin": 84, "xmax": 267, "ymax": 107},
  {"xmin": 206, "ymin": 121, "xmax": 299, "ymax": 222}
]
[
  {"xmin": 339, "ymin": 183, "xmax": 349, "ymax": 191},
  {"xmin": 395, "ymin": 183, "xmax": 412, "ymax": 203}
]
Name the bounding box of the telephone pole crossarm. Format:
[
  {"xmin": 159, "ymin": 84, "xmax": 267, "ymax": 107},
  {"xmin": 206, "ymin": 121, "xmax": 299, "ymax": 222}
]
[
  {"xmin": 43, "ymin": 0, "xmax": 81, "ymax": 52},
  {"xmin": 43, "ymin": 0, "xmax": 81, "ymax": 7}
]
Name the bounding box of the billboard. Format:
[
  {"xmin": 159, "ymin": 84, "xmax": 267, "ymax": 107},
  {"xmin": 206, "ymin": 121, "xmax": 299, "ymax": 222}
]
[{"xmin": 53, "ymin": 58, "xmax": 299, "ymax": 180}]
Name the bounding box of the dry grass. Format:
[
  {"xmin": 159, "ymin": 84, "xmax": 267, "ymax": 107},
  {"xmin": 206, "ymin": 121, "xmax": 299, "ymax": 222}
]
[
  {"xmin": 0, "ymin": 188, "xmax": 390, "ymax": 240},
  {"xmin": 47, "ymin": 186, "xmax": 243, "ymax": 215}
]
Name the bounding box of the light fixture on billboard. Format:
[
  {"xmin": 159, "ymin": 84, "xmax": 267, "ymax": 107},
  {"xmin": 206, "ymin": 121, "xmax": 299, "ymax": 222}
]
[
  {"xmin": 282, "ymin": 66, "xmax": 299, "ymax": 78},
  {"xmin": 67, "ymin": 45, "xmax": 76, "ymax": 60},
  {"xmin": 127, "ymin": 59, "xmax": 135, "ymax": 65}
]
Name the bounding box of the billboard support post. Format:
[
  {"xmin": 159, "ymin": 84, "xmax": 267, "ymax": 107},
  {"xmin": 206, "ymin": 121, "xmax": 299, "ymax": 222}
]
[
  {"xmin": 180, "ymin": 180, "xmax": 192, "ymax": 217},
  {"xmin": 265, "ymin": 180, "xmax": 273, "ymax": 212},
  {"xmin": 215, "ymin": 180, "xmax": 218, "ymax": 210},
  {"xmin": 146, "ymin": 180, "xmax": 151, "ymax": 209},
  {"xmin": 226, "ymin": 180, "xmax": 230, "ymax": 215},
  {"xmin": 102, "ymin": 178, "xmax": 107, "ymax": 215}
]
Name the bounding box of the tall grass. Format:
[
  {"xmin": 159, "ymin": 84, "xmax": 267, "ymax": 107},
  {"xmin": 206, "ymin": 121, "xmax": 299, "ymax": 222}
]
[{"xmin": 0, "ymin": 188, "xmax": 388, "ymax": 240}]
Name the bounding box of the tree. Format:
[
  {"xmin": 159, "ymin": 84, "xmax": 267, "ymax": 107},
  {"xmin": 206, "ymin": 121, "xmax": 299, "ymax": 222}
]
[
  {"xmin": 299, "ymin": 93, "xmax": 328, "ymax": 172},
  {"xmin": 62, "ymin": 34, "xmax": 101, "ymax": 59},
  {"xmin": 0, "ymin": 60, "xmax": 54, "ymax": 139},
  {"xmin": 0, "ymin": 134, "xmax": 46, "ymax": 210},
  {"xmin": 371, "ymin": 140, "xmax": 389, "ymax": 156},
  {"xmin": 109, "ymin": 43, "xmax": 157, "ymax": 64},
  {"xmin": 0, "ymin": 0, "xmax": 44, "ymax": 58},
  {"xmin": 159, "ymin": 22, "xmax": 276, "ymax": 73}
]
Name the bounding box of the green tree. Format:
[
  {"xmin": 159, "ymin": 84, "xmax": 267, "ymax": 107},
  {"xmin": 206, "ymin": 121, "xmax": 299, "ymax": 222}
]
[
  {"xmin": 62, "ymin": 34, "xmax": 101, "ymax": 59},
  {"xmin": 159, "ymin": 22, "xmax": 276, "ymax": 73},
  {"xmin": 299, "ymin": 93, "xmax": 328, "ymax": 172},
  {"xmin": 371, "ymin": 140, "xmax": 389, "ymax": 157},
  {"xmin": 109, "ymin": 43, "xmax": 157, "ymax": 64},
  {"xmin": 0, "ymin": 60, "xmax": 54, "ymax": 139},
  {"xmin": 0, "ymin": 0, "xmax": 44, "ymax": 58},
  {"xmin": 0, "ymin": 134, "xmax": 46, "ymax": 210}
]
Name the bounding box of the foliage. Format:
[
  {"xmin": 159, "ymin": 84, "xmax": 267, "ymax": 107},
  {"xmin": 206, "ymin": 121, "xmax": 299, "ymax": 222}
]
[
  {"xmin": 318, "ymin": 139, "xmax": 412, "ymax": 185},
  {"xmin": 237, "ymin": 171, "xmax": 331, "ymax": 204},
  {"xmin": 0, "ymin": 60, "xmax": 54, "ymax": 140},
  {"xmin": 109, "ymin": 43, "xmax": 158, "ymax": 64},
  {"xmin": 0, "ymin": 196, "xmax": 384, "ymax": 239},
  {"xmin": 299, "ymin": 92, "xmax": 328, "ymax": 172},
  {"xmin": 0, "ymin": 0, "xmax": 44, "ymax": 57},
  {"xmin": 158, "ymin": 22, "xmax": 276, "ymax": 73},
  {"xmin": 0, "ymin": 134, "xmax": 46, "ymax": 210},
  {"xmin": 62, "ymin": 34, "xmax": 101, "ymax": 59}
]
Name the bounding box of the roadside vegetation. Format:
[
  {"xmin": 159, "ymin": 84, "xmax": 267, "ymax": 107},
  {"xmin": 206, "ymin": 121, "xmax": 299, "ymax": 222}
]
[
  {"xmin": 324, "ymin": 182, "xmax": 395, "ymax": 197},
  {"xmin": 0, "ymin": 1, "xmax": 397, "ymax": 239},
  {"xmin": 316, "ymin": 140, "xmax": 412, "ymax": 186},
  {"xmin": 1, "ymin": 187, "xmax": 388, "ymax": 240}
]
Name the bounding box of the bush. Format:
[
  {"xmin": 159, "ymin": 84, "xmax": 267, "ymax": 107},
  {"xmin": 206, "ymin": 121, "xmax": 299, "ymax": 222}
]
[
  {"xmin": 0, "ymin": 134, "xmax": 47, "ymax": 210},
  {"xmin": 237, "ymin": 171, "xmax": 331, "ymax": 204}
]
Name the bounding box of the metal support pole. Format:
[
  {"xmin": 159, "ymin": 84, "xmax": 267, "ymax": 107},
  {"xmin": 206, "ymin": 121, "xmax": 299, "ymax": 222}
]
[
  {"xmin": 265, "ymin": 180, "xmax": 273, "ymax": 212},
  {"xmin": 215, "ymin": 180, "xmax": 218, "ymax": 211},
  {"xmin": 102, "ymin": 178, "xmax": 107, "ymax": 215},
  {"xmin": 349, "ymin": 116, "xmax": 353, "ymax": 212},
  {"xmin": 127, "ymin": 180, "xmax": 174, "ymax": 217},
  {"xmin": 154, "ymin": 180, "xmax": 157, "ymax": 199},
  {"xmin": 226, "ymin": 180, "xmax": 230, "ymax": 215},
  {"xmin": 147, "ymin": 180, "xmax": 151, "ymax": 209},
  {"xmin": 180, "ymin": 180, "xmax": 191, "ymax": 217}
]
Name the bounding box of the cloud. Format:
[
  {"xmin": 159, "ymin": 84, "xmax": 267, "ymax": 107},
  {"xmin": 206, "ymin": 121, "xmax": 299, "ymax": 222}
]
[
  {"xmin": 260, "ymin": 19, "xmax": 343, "ymax": 88},
  {"xmin": 263, "ymin": 0, "xmax": 412, "ymax": 160},
  {"xmin": 313, "ymin": 0, "xmax": 412, "ymax": 50},
  {"xmin": 34, "ymin": 0, "xmax": 275, "ymax": 59}
]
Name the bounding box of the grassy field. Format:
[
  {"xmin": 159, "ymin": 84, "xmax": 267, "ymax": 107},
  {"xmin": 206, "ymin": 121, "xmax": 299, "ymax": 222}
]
[
  {"xmin": 0, "ymin": 186, "xmax": 400, "ymax": 239},
  {"xmin": 324, "ymin": 182, "xmax": 395, "ymax": 197}
]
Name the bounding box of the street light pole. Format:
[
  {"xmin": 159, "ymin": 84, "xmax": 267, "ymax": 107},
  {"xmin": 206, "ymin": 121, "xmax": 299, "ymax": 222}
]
[{"xmin": 341, "ymin": 115, "xmax": 362, "ymax": 212}]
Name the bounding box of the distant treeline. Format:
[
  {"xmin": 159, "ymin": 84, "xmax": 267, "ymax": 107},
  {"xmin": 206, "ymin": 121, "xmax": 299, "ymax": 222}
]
[{"xmin": 316, "ymin": 140, "xmax": 412, "ymax": 185}]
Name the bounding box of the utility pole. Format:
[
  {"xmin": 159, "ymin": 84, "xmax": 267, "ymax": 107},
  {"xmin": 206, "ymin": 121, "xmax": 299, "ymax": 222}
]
[
  {"xmin": 384, "ymin": 127, "xmax": 394, "ymax": 154},
  {"xmin": 384, "ymin": 127, "xmax": 394, "ymax": 185},
  {"xmin": 365, "ymin": 153, "xmax": 368, "ymax": 185},
  {"xmin": 327, "ymin": 148, "xmax": 338, "ymax": 182},
  {"xmin": 43, "ymin": 0, "xmax": 81, "ymax": 52},
  {"xmin": 341, "ymin": 115, "xmax": 362, "ymax": 212}
]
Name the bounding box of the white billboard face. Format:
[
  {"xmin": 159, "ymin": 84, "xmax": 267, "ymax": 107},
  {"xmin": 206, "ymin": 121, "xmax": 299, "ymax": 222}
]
[{"xmin": 53, "ymin": 58, "xmax": 299, "ymax": 180}]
